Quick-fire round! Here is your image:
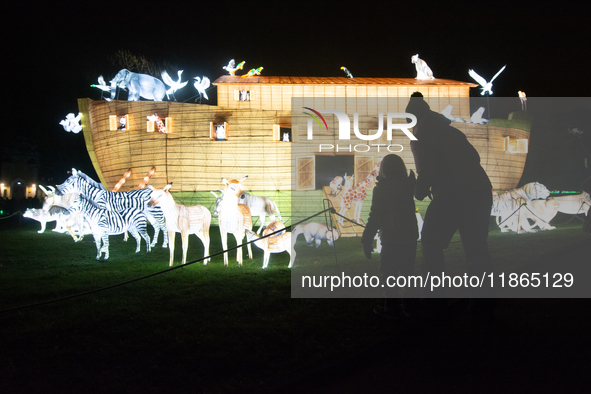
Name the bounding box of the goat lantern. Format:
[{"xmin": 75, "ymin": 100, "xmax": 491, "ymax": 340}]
[
  {"xmin": 210, "ymin": 189, "xmax": 282, "ymax": 235},
  {"xmin": 246, "ymin": 221, "xmax": 294, "ymax": 269},
  {"xmin": 149, "ymin": 183, "xmax": 211, "ymax": 266},
  {"xmin": 218, "ymin": 176, "xmax": 253, "ymax": 266}
]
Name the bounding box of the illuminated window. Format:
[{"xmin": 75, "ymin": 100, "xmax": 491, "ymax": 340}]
[
  {"xmin": 273, "ymin": 125, "xmax": 292, "ymax": 142},
  {"xmin": 110, "ymin": 115, "xmax": 129, "ymax": 131},
  {"xmin": 503, "ymin": 137, "xmax": 528, "ymax": 153},
  {"xmin": 147, "ymin": 115, "xmax": 171, "ymax": 133},
  {"xmin": 233, "ymin": 89, "xmax": 255, "ymax": 101},
  {"xmin": 210, "ymin": 122, "xmax": 229, "ymax": 141}
]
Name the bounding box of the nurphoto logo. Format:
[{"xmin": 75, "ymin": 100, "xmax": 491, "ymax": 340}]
[{"xmin": 302, "ymin": 107, "xmax": 418, "ymax": 153}]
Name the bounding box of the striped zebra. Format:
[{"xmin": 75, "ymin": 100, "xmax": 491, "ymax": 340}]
[
  {"xmin": 70, "ymin": 195, "xmax": 151, "ymax": 260},
  {"xmin": 56, "ymin": 169, "xmax": 168, "ymax": 248}
]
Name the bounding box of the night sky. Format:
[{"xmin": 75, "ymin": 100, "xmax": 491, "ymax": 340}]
[{"xmin": 4, "ymin": 0, "xmax": 591, "ymax": 187}]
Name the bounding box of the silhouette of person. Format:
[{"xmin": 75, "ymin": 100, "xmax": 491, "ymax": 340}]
[
  {"xmin": 405, "ymin": 92, "xmax": 495, "ymax": 314},
  {"xmin": 361, "ymin": 154, "xmax": 419, "ymax": 319}
]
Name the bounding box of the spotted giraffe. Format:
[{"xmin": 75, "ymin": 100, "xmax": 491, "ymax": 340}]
[
  {"xmin": 338, "ymin": 162, "xmax": 381, "ymax": 226},
  {"xmin": 149, "ymin": 115, "xmax": 167, "ymax": 133},
  {"xmin": 155, "ymin": 116, "xmax": 167, "ymax": 133}
]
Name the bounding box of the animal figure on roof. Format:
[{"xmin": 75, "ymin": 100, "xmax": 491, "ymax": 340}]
[
  {"xmin": 341, "ymin": 67, "xmax": 353, "ymax": 78},
  {"xmin": 242, "ymin": 67, "xmax": 263, "ymax": 78},
  {"xmin": 91, "ymin": 75, "xmax": 111, "ymax": 92},
  {"xmin": 193, "ymin": 76, "xmax": 211, "ymax": 100},
  {"xmin": 106, "ymin": 69, "xmax": 167, "ymax": 102},
  {"xmin": 411, "ymin": 54, "xmax": 434, "ymax": 79},
  {"xmin": 162, "ymin": 70, "xmax": 188, "ymax": 101},
  {"xmin": 469, "ymin": 65, "xmax": 506, "ymax": 96},
  {"xmin": 223, "ymin": 59, "xmax": 245, "ymax": 76}
]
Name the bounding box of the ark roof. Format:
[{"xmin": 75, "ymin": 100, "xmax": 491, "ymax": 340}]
[{"xmin": 212, "ymin": 75, "xmax": 477, "ymax": 86}]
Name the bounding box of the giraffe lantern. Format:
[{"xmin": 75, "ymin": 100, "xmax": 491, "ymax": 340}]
[
  {"xmin": 338, "ymin": 163, "xmax": 381, "ymax": 226},
  {"xmin": 219, "ymin": 176, "xmax": 253, "ymax": 266}
]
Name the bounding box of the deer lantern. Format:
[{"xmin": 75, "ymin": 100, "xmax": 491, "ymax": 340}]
[{"xmin": 218, "ymin": 176, "xmax": 253, "ymax": 266}]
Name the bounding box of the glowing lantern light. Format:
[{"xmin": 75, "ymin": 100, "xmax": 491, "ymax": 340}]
[
  {"xmin": 138, "ymin": 167, "xmax": 156, "ymax": 189},
  {"xmin": 147, "ymin": 114, "xmax": 170, "ymax": 133},
  {"xmin": 411, "ymin": 54, "xmax": 434, "ymax": 80},
  {"xmin": 504, "ymin": 136, "xmax": 528, "ymax": 154},
  {"xmin": 223, "ymin": 59, "xmax": 245, "ymax": 76},
  {"xmin": 110, "ymin": 115, "xmax": 129, "ymax": 131},
  {"xmin": 161, "ymin": 70, "xmax": 188, "ymax": 101},
  {"xmin": 193, "ymin": 76, "xmax": 211, "ymax": 100},
  {"xmin": 113, "ymin": 169, "xmax": 132, "ymax": 192},
  {"xmin": 468, "ymin": 65, "xmax": 506, "ymax": 96},
  {"xmin": 91, "ymin": 76, "xmax": 110, "ymax": 92},
  {"xmin": 241, "ymin": 67, "xmax": 263, "ymax": 78}
]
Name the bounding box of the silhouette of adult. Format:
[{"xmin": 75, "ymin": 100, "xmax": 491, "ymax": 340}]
[{"xmin": 406, "ymin": 92, "xmax": 494, "ymax": 312}]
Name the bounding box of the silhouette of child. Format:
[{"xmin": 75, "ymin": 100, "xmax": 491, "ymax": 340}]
[{"xmin": 361, "ymin": 154, "xmax": 418, "ymax": 319}]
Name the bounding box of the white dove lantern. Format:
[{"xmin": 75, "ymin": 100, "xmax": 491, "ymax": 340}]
[{"xmin": 468, "ymin": 65, "xmax": 506, "ymax": 96}]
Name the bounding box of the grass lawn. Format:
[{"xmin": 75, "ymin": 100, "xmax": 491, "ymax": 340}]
[{"xmin": 1, "ymin": 215, "xmax": 589, "ymax": 392}]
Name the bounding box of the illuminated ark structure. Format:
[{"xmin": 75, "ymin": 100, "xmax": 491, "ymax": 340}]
[{"xmin": 78, "ymin": 76, "xmax": 530, "ymax": 235}]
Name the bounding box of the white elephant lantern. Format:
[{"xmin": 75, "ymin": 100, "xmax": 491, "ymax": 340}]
[{"xmin": 106, "ymin": 69, "xmax": 167, "ymax": 102}]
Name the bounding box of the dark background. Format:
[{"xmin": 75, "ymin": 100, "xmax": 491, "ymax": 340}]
[{"xmin": 3, "ymin": 0, "xmax": 590, "ymax": 190}]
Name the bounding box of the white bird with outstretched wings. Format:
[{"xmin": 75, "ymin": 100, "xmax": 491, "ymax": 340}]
[
  {"xmin": 469, "ymin": 65, "xmax": 506, "ymax": 96},
  {"xmin": 162, "ymin": 70, "xmax": 188, "ymax": 100}
]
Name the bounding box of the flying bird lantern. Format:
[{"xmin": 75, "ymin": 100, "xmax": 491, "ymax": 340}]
[{"xmin": 468, "ymin": 65, "xmax": 506, "ymax": 96}]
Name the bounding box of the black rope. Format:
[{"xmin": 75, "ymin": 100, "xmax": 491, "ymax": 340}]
[
  {"xmin": 0, "ymin": 211, "xmax": 23, "ymax": 220},
  {"xmin": 322, "ymin": 199, "xmax": 340, "ymax": 272},
  {"xmin": 0, "ymin": 208, "xmax": 333, "ymax": 314}
]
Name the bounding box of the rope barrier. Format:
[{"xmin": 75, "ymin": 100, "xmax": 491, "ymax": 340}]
[
  {"xmin": 1, "ymin": 198, "xmax": 586, "ymax": 314},
  {"xmin": 0, "ymin": 211, "xmax": 23, "ymax": 220},
  {"xmin": 0, "ymin": 208, "xmax": 333, "ymax": 315}
]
